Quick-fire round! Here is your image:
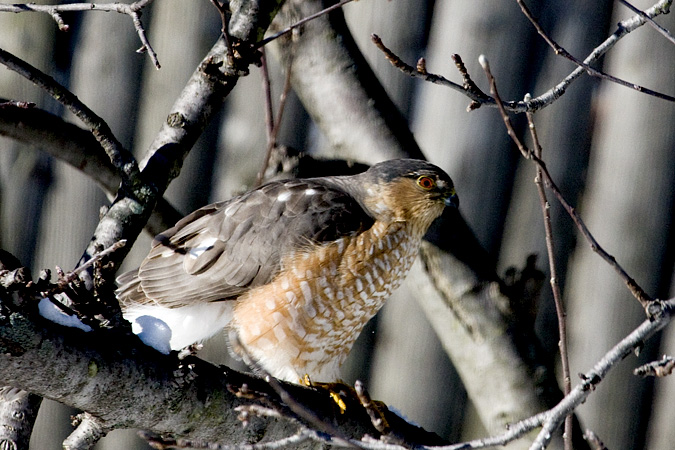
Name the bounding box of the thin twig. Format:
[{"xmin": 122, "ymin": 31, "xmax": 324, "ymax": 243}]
[
  {"xmin": 422, "ymin": 299, "xmax": 674, "ymax": 450},
  {"xmin": 260, "ymin": 49, "xmax": 276, "ymax": 154},
  {"xmin": 130, "ymin": 10, "xmax": 160, "ymax": 69},
  {"xmin": 633, "ymin": 355, "xmax": 675, "ymax": 377},
  {"xmin": 67, "ymin": 240, "xmax": 127, "ymax": 281},
  {"xmin": 524, "ymin": 94, "xmax": 572, "ymax": 450},
  {"xmin": 371, "ymin": 34, "xmax": 498, "ymax": 109},
  {"xmin": 0, "ymin": 1, "xmax": 160, "ymax": 68},
  {"xmin": 143, "ymin": 427, "xmax": 312, "ymax": 450},
  {"xmin": 255, "ymin": 51, "xmax": 294, "ymax": 186},
  {"xmin": 255, "ymin": 0, "xmax": 354, "ymax": 49},
  {"xmin": 516, "ymin": 0, "xmax": 675, "ymax": 102},
  {"xmin": 583, "ymin": 430, "xmax": 608, "ymax": 450},
  {"xmin": 209, "ymin": 0, "xmax": 236, "ymax": 66},
  {"xmin": 354, "ymin": 380, "xmax": 389, "ymax": 435},
  {"xmin": 373, "ymin": 0, "xmax": 674, "ymax": 112},
  {"xmin": 618, "ymin": 0, "xmax": 675, "ymax": 44},
  {"xmin": 479, "ymin": 54, "xmax": 653, "ymax": 309}
]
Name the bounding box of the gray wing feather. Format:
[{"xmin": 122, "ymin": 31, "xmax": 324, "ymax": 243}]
[{"xmin": 116, "ymin": 179, "xmax": 373, "ymax": 308}]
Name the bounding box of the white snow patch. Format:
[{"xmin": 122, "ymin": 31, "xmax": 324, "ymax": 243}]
[
  {"xmin": 38, "ymin": 296, "xmax": 92, "ymax": 332},
  {"xmin": 131, "ymin": 315, "xmax": 172, "ymax": 354}
]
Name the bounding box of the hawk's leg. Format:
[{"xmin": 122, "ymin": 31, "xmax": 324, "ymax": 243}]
[{"xmin": 301, "ymin": 375, "xmax": 390, "ymax": 434}]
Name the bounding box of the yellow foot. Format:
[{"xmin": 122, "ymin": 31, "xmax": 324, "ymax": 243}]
[{"xmin": 301, "ymin": 374, "xmax": 348, "ymax": 414}]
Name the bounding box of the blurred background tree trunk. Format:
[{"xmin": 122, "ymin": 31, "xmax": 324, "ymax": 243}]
[{"xmin": 565, "ymin": 2, "xmax": 675, "ymax": 448}]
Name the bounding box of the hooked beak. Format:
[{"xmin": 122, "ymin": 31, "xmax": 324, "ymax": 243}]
[{"xmin": 444, "ymin": 189, "xmax": 459, "ymax": 209}]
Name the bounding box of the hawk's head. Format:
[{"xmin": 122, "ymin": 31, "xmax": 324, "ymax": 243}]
[{"xmin": 353, "ymin": 159, "xmax": 458, "ymax": 233}]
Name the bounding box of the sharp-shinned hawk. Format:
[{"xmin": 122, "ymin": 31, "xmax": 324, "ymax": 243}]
[{"xmin": 116, "ymin": 159, "xmax": 458, "ymax": 383}]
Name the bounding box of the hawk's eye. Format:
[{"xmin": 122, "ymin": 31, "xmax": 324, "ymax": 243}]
[{"xmin": 416, "ymin": 176, "xmax": 436, "ymax": 190}]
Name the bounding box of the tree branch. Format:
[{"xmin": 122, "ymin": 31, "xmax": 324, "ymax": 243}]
[
  {"xmin": 0, "ymin": 100, "xmax": 181, "ymax": 235},
  {"xmin": 618, "ymin": 0, "xmax": 675, "ymax": 44},
  {"xmin": 373, "ymin": 0, "xmax": 674, "ymax": 112},
  {"xmin": 516, "ymin": 0, "xmax": 675, "ymax": 102},
  {"xmin": 0, "ymin": 48, "xmax": 137, "ymax": 181},
  {"xmin": 0, "ymin": 0, "xmax": 160, "ymax": 68},
  {"xmin": 423, "ymin": 299, "xmax": 674, "ymax": 450},
  {"xmin": 478, "ymin": 54, "xmax": 654, "ymax": 309},
  {"xmin": 0, "ymin": 284, "xmax": 448, "ymax": 449}
]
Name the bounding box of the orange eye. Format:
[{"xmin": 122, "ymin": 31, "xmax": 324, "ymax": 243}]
[{"xmin": 416, "ymin": 176, "xmax": 436, "ymax": 190}]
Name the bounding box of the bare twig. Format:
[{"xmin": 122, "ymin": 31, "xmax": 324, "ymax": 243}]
[
  {"xmin": 371, "ymin": 34, "xmax": 496, "ymax": 109},
  {"xmin": 354, "ymin": 381, "xmax": 389, "ymax": 435},
  {"xmin": 255, "ymin": 0, "xmax": 354, "ymax": 49},
  {"xmin": 450, "ymin": 54, "xmax": 485, "ymax": 111},
  {"xmin": 255, "ymin": 51, "xmax": 294, "ymax": 186},
  {"xmin": 422, "ymin": 299, "xmax": 674, "ymax": 450},
  {"xmin": 618, "ymin": 0, "xmax": 675, "ymax": 44},
  {"xmin": 524, "ymin": 94, "xmax": 572, "ymax": 450},
  {"xmin": 583, "ymin": 430, "xmax": 608, "ymax": 450},
  {"xmin": 260, "ymin": 49, "xmax": 276, "ymax": 154},
  {"xmin": 516, "ymin": 0, "xmax": 675, "ymax": 102},
  {"xmin": 209, "ymin": 0, "xmax": 236, "ymax": 66},
  {"xmin": 479, "ymin": 54, "xmax": 653, "ymax": 309},
  {"xmin": 62, "ymin": 240, "xmax": 127, "ymax": 285},
  {"xmin": 634, "ymin": 355, "xmax": 675, "ymax": 377},
  {"xmin": 142, "ymin": 427, "xmax": 312, "ymax": 450},
  {"xmin": 0, "ymin": 1, "xmax": 160, "ymax": 69},
  {"xmin": 373, "ymin": 0, "xmax": 674, "ymax": 112}
]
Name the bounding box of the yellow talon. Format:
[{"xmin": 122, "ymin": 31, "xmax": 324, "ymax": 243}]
[
  {"xmin": 301, "ymin": 374, "xmax": 347, "ymax": 414},
  {"xmin": 330, "ymin": 391, "xmax": 347, "ymax": 414}
]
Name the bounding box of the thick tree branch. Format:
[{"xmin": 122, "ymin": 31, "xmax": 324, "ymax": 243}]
[
  {"xmin": 0, "ymin": 100, "xmax": 181, "ymax": 235},
  {"xmin": 269, "ymin": 0, "xmax": 425, "ymax": 163},
  {"xmin": 0, "ymin": 387, "xmax": 42, "ymax": 449},
  {"xmin": 0, "ymin": 286, "xmax": 447, "ymax": 449}
]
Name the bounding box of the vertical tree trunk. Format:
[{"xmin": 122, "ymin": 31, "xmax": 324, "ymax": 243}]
[
  {"xmin": 345, "ymin": 1, "xmax": 466, "ymax": 438},
  {"xmin": 24, "ymin": 8, "xmax": 148, "ymax": 450},
  {"xmin": 565, "ymin": 3, "xmax": 675, "ymax": 449},
  {"xmin": 498, "ymin": 0, "xmax": 613, "ymax": 363},
  {"xmin": 406, "ymin": 1, "xmax": 541, "ymax": 445}
]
